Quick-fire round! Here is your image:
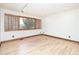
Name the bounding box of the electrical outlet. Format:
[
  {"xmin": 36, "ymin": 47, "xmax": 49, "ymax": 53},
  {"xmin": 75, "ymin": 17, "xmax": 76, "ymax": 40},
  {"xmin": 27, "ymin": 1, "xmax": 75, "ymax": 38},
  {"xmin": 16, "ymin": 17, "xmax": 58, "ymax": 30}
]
[
  {"xmin": 40, "ymin": 32, "xmax": 44, "ymax": 34},
  {"xmin": 68, "ymin": 36, "xmax": 71, "ymax": 38},
  {"xmin": 43, "ymin": 32, "xmax": 44, "ymax": 33},
  {"xmin": 12, "ymin": 35, "xmax": 14, "ymax": 38}
]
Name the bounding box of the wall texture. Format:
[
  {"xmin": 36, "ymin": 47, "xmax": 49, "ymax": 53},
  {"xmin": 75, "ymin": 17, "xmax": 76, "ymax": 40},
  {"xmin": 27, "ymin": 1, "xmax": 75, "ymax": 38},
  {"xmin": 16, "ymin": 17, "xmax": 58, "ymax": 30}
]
[
  {"xmin": 44, "ymin": 9, "xmax": 79, "ymax": 41},
  {"xmin": 0, "ymin": 9, "xmax": 1, "ymax": 41},
  {"xmin": 1, "ymin": 8, "xmax": 79, "ymax": 42},
  {"xmin": 0, "ymin": 9, "xmax": 43, "ymax": 41}
]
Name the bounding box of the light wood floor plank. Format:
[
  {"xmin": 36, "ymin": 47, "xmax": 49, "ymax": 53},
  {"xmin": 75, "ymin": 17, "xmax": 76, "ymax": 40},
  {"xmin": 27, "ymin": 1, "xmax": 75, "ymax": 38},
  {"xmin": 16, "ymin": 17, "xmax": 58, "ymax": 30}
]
[{"xmin": 0, "ymin": 35, "xmax": 79, "ymax": 55}]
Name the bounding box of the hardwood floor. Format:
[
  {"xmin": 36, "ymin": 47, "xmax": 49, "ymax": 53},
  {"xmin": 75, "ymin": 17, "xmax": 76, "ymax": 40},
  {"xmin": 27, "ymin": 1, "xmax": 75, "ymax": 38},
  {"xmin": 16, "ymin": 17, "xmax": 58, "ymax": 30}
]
[{"xmin": 0, "ymin": 35, "xmax": 79, "ymax": 55}]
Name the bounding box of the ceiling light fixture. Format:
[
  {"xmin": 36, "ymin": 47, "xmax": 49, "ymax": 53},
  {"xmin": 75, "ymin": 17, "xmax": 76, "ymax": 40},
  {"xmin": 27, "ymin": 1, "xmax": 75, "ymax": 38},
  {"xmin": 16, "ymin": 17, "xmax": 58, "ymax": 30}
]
[{"xmin": 21, "ymin": 3, "xmax": 29, "ymax": 13}]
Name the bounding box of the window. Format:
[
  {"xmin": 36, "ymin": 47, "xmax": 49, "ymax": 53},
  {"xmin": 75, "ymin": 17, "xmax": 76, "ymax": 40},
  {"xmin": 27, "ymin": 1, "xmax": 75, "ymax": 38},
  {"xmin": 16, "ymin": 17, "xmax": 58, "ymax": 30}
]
[
  {"xmin": 35, "ymin": 19, "xmax": 41, "ymax": 29},
  {"xmin": 29, "ymin": 18, "xmax": 35, "ymax": 29},
  {"xmin": 19, "ymin": 17, "xmax": 36, "ymax": 30},
  {"xmin": 4, "ymin": 14, "xmax": 19, "ymax": 31},
  {"xmin": 19, "ymin": 17, "xmax": 29, "ymax": 30},
  {"xmin": 4, "ymin": 14, "xmax": 41, "ymax": 31}
]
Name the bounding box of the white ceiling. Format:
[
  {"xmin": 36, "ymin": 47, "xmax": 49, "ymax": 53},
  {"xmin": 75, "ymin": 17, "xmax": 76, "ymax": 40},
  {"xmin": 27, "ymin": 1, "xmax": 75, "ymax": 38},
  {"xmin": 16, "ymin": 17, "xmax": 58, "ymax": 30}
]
[{"xmin": 0, "ymin": 3, "xmax": 79, "ymax": 17}]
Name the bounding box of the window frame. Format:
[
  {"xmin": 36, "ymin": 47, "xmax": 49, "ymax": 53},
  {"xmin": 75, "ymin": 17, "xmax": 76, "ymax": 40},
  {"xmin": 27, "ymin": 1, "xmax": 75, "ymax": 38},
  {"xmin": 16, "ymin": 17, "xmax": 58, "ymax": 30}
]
[
  {"xmin": 4, "ymin": 14, "xmax": 41, "ymax": 32},
  {"xmin": 18, "ymin": 16, "xmax": 30, "ymax": 30},
  {"xmin": 4, "ymin": 14, "xmax": 19, "ymax": 31}
]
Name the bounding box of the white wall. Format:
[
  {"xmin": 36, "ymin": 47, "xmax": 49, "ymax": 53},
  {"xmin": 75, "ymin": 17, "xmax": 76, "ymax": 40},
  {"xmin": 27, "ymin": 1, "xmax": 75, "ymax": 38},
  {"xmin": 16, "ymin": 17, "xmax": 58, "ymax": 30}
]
[
  {"xmin": 1, "ymin": 8, "xmax": 79, "ymax": 42},
  {"xmin": 0, "ymin": 9, "xmax": 43, "ymax": 41},
  {"xmin": 0, "ymin": 9, "xmax": 1, "ymax": 41},
  {"xmin": 44, "ymin": 9, "xmax": 79, "ymax": 41}
]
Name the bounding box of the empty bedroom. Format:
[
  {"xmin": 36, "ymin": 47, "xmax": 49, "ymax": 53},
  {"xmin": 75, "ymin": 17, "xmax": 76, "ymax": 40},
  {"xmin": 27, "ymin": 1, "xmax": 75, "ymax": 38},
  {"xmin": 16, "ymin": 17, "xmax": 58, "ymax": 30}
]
[{"xmin": 0, "ymin": 3, "xmax": 79, "ymax": 55}]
